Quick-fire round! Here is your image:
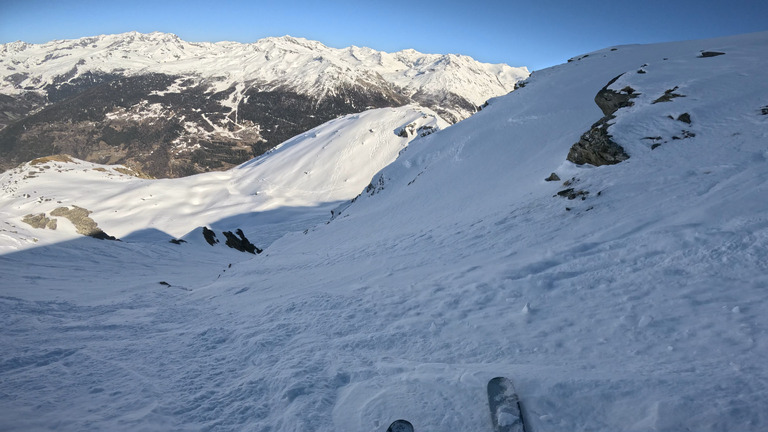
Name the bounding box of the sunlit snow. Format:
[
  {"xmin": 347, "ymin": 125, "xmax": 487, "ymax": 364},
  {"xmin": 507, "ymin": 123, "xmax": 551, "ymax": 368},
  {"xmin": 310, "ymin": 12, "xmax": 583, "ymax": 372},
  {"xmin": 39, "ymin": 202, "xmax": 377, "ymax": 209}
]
[{"xmin": 1, "ymin": 31, "xmax": 767, "ymax": 431}]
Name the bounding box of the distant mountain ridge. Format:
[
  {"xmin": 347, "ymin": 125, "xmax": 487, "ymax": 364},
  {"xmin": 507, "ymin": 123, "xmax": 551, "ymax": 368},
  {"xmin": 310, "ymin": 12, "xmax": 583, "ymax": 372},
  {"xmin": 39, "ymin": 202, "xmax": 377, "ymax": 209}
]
[{"xmin": 0, "ymin": 32, "xmax": 528, "ymax": 177}]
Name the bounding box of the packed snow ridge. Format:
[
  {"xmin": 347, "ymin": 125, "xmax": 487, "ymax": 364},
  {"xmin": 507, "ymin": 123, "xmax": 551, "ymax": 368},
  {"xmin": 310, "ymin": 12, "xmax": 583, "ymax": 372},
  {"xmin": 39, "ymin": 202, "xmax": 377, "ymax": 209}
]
[{"xmin": 1, "ymin": 31, "xmax": 768, "ymax": 432}]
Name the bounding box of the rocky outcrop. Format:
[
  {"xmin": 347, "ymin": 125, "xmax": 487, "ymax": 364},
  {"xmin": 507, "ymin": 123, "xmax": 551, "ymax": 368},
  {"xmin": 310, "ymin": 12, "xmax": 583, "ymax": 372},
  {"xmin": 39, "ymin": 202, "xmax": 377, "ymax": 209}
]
[
  {"xmin": 201, "ymin": 226, "xmax": 262, "ymax": 254},
  {"xmin": 652, "ymin": 86, "xmax": 686, "ymax": 104},
  {"xmin": 594, "ymin": 74, "xmax": 637, "ymax": 116},
  {"xmin": 395, "ymin": 121, "xmax": 437, "ymax": 138},
  {"xmin": 202, "ymin": 227, "xmax": 219, "ymax": 246},
  {"xmin": 50, "ymin": 206, "xmax": 117, "ymax": 240},
  {"xmin": 676, "ymin": 113, "xmax": 692, "ymax": 124},
  {"xmin": 222, "ymin": 229, "xmax": 262, "ymax": 254},
  {"xmin": 699, "ymin": 51, "xmax": 725, "ymax": 58},
  {"xmin": 566, "ymin": 75, "xmax": 635, "ymax": 167},
  {"xmin": 21, "ymin": 213, "xmax": 57, "ymax": 230},
  {"xmin": 567, "ymin": 119, "xmax": 630, "ymax": 166},
  {"xmin": 20, "ymin": 206, "xmax": 116, "ymax": 240}
]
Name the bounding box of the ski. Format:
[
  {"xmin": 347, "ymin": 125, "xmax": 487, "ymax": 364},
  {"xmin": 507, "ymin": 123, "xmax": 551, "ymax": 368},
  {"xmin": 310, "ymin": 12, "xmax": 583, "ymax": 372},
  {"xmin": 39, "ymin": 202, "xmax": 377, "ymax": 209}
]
[
  {"xmin": 487, "ymin": 377, "xmax": 526, "ymax": 432},
  {"xmin": 386, "ymin": 419, "xmax": 414, "ymax": 432}
]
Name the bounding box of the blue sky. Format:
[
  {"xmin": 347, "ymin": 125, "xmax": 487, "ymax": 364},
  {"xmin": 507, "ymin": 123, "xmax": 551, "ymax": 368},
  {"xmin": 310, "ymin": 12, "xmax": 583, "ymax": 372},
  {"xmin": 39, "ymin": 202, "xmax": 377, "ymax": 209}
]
[{"xmin": 1, "ymin": 0, "xmax": 766, "ymax": 70}]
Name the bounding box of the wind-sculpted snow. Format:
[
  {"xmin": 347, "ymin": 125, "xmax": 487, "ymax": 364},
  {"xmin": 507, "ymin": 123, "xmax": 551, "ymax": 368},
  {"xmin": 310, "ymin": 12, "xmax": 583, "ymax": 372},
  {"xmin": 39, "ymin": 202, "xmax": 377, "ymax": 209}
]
[{"xmin": 1, "ymin": 32, "xmax": 768, "ymax": 431}]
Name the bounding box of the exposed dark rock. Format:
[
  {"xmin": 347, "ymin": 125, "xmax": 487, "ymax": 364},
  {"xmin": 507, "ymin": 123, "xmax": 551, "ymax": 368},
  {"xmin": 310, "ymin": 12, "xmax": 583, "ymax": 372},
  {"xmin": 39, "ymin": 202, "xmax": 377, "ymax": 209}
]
[
  {"xmin": 202, "ymin": 227, "xmax": 219, "ymax": 246},
  {"xmin": 556, "ymin": 188, "xmax": 589, "ymax": 200},
  {"xmin": 637, "ymin": 69, "xmax": 647, "ymax": 74},
  {"xmin": 594, "ymin": 74, "xmax": 638, "ymax": 116},
  {"xmin": 159, "ymin": 281, "xmax": 171, "ymax": 287},
  {"xmin": 417, "ymin": 125, "xmax": 436, "ymax": 137},
  {"xmin": 567, "ymin": 118, "xmax": 629, "ymax": 166},
  {"xmin": 677, "ymin": 113, "xmax": 692, "ymax": 124},
  {"xmin": 169, "ymin": 238, "xmax": 187, "ymax": 245},
  {"xmin": 761, "ymin": 106, "xmax": 768, "ymax": 115},
  {"xmin": 671, "ymin": 130, "xmax": 696, "ymax": 140},
  {"xmin": 652, "ymin": 87, "xmax": 686, "ymax": 104},
  {"xmin": 222, "ymin": 229, "xmax": 262, "ymax": 254},
  {"xmin": 642, "ymin": 136, "xmax": 665, "ymax": 150},
  {"xmin": 567, "ymin": 54, "xmax": 590, "ymax": 63},
  {"xmin": 365, "ymin": 174, "xmax": 386, "ymax": 196},
  {"xmin": 86, "ymin": 229, "xmax": 117, "ymax": 241},
  {"xmin": 396, "ymin": 124, "xmax": 413, "ymax": 138},
  {"xmin": 567, "ymin": 77, "xmax": 634, "ymax": 165},
  {"xmin": 545, "ymin": 173, "xmax": 561, "ymax": 182},
  {"xmin": 699, "ymin": 51, "xmax": 725, "ymax": 58}
]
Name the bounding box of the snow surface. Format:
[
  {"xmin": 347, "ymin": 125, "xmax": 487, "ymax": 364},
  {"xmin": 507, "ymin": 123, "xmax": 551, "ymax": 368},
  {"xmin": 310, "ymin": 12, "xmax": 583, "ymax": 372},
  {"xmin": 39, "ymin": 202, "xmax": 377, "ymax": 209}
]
[{"xmin": 2, "ymin": 32, "xmax": 768, "ymax": 431}]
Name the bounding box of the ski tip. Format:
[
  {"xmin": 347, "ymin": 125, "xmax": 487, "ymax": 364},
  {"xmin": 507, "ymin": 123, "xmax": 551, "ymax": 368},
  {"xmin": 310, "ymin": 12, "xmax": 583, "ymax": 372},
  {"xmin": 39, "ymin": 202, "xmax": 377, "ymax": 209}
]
[
  {"xmin": 488, "ymin": 376, "xmax": 515, "ymax": 391},
  {"xmin": 386, "ymin": 419, "xmax": 414, "ymax": 432}
]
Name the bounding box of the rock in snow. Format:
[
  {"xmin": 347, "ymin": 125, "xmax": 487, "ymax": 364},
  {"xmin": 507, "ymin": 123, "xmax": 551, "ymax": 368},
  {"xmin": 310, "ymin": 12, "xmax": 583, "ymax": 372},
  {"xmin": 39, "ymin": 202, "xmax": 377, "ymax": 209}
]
[{"xmin": 1, "ymin": 31, "xmax": 768, "ymax": 432}]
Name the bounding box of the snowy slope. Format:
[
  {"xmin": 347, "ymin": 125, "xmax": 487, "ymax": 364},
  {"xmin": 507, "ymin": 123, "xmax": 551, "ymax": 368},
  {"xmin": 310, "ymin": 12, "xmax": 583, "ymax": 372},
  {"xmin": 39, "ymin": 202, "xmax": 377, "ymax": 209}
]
[
  {"xmin": 2, "ymin": 32, "xmax": 768, "ymax": 432},
  {"xmin": 0, "ymin": 105, "xmax": 447, "ymax": 251},
  {"xmin": 0, "ymin": 31, "xmax": 529, "ymax": 119}
]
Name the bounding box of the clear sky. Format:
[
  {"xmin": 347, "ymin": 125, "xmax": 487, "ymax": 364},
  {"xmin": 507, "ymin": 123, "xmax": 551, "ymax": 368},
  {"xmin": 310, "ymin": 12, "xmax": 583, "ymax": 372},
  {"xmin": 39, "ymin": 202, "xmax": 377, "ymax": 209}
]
[{"xmin": 1, "ymin": 0, "xmax": 766, "ymax": 70}]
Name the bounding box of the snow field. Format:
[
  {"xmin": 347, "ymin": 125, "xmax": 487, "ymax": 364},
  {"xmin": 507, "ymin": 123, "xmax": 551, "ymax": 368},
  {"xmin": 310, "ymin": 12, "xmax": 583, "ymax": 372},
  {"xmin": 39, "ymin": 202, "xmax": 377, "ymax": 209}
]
[{"xmin": 1, "ymin": 31, "xmax": 768, "ymax": 431}]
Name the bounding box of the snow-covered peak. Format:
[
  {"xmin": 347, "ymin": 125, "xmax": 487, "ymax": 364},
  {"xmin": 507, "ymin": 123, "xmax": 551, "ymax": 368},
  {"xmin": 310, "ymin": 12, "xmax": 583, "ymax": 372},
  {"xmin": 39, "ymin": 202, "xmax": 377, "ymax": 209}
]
[{"xmin": 256, "ymin": 35, "xmax": 331, "ymax": 52}]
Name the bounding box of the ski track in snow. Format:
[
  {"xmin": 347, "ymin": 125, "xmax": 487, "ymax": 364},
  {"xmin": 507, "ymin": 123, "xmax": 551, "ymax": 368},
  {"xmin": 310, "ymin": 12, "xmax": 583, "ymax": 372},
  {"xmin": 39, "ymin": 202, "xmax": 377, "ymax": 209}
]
[{"xmin": 2, "ymin": 32, "xmax": 768, "ymax": 431}]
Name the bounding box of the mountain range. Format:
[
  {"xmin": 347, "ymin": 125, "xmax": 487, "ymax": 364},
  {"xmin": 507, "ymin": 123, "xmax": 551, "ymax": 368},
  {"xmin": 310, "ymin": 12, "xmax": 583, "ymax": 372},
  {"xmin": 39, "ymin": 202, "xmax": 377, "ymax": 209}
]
[{"xmin": 0, "ymin": 32, "xmax": 528, "ymax": 177}]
